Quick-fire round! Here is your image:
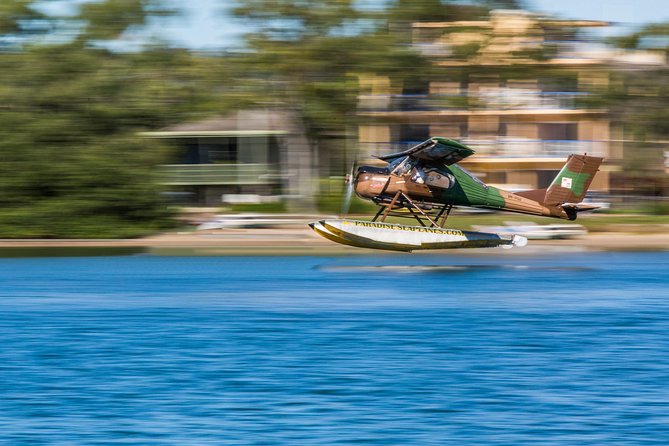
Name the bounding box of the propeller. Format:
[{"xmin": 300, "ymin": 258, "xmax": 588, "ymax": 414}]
[{"xmin": 341, "ymin": 162, "xmax": 356, "ymax": 216}]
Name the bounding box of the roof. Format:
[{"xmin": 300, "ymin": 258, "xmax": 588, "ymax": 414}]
[{"xmin": 141, "ymin": 109, "xmax": 294, "ymax": 138}]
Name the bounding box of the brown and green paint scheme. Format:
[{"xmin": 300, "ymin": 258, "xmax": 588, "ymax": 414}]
[{"xmin": 354, "ymin": 137, "xmax": 603, "ymax": 221}]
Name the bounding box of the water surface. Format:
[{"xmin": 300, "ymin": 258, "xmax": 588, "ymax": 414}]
[{"xmin": 1, "ymin": 252, "xmax": 668, "ymax": 445}]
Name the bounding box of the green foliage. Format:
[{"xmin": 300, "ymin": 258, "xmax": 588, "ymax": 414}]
[
  {"xmin": 79, "ymin": 0, "xmax": 176, "ymax": 41},
  {"xmin": 608, "ymin": 34, "xmax": 639, "ymax": 50},
  {"xmin": 587, "ymin": 20, "xmax": 669, "ymax": 179},
  {"xmin": 512, "ymin": 45, "xmax": 557, "ymax": 62},
  {"xmin": 315, "ymin": 177, "xmax": 376, "ymax": 214},
  {"xmin": 598, "ymin": 67, "xmax": 669, "ymax": 177},
  {"xmin": 233, "ymin": 0, "xmax": 357, "ymax": 37},
  {"xmin": 641, "ymin": 202, "xmax": 669, "ymax": 215},
  {"xmin": 608, "ymin": 21, "xmax": 669, "ymax": 50},
  {"xmin": 315, "ymin": 193, "xmax": 376, "ymax": 215},
  {"xmin": 0, "ymin": 0, "xmax": 42, "ymax": 35},
  {"xmin": 451, "ymin": 42, "xmax": 481, "ymax": 59},
  {"xmin": 232, "ymin": 0, "xmax": 433, "ymax": 143},
  {"xmin": 386, "ymin": 0, "xmax": 503, "ymax": 25},
  {"xmin": 0, "ymin": 1, "xmax": 215, "ymax": 238}
]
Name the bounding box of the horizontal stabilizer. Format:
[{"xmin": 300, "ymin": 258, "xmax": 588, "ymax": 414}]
[{"xmin": 562, "ymin": 203, "xmax": 600, "ymax": 213}]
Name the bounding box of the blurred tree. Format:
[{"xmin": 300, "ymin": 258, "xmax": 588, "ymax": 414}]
[
  {"xmin": 606, "ymin": 23, "xmax": 669, "ymax": 185},
  {"xmin": 0, "ymin": 0, "xmax": 224, "ymax": 238},
  {"xmin": 386, "ymin": 0, "xmax": 517, "ymax": 25},
  {"xmin": 78, "ymin": 0, "xmax": 175, "ymax": 41},
  {"xmin": 481, "ymin": 0, "xmax": 524, "ymax": 8},
  {"xmin": 231, "ymin": 0, "xmax": 436, "ymax": 153},
  {"xmin": 0, "ymin": 0, "xmax": 52, "ymax": 49},
  {"xmin": 232, "ymin": 0, "xmax": 525, "ymax": 142},
  {"xmin": 608, "ymin": 22, "xmax": 669, "ymax": 50},
  {"xmin": 0, "ymin": 0, "xmax": 43, "ymax": 35}
]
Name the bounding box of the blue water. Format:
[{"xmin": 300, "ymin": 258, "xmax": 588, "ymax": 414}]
[{"xmin": 1, "ymin": 252, "xmax": 669, "ymax": 445}]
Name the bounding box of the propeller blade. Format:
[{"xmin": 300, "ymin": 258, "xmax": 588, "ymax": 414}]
[{"xmin": 341, "ymin": 163, "xmax": 356, "ymax": 215}]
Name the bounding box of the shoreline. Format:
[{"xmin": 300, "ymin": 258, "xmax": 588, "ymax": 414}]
[{"xmin": 1, "ymin": 228, "xmax": 669, "ymax": 256}]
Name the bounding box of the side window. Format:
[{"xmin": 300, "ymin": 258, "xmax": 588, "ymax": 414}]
[
  {"xmin": 425, "ymin": 169, "xmax": 454, "ymax": 189},
  {"xmin": 410, "ymin": 166, "xmax": 426, "ymax": 184}
]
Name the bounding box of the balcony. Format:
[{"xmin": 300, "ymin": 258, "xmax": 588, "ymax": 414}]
[
  {"xmin": 160, "ymin": 163, "xmax": 281, "ymax": 186},
  {"xmin": 358, "ymin": 94, "xmax": 465, "ymax": 112},
  {"xmin": 371, "ymin": 139, "xmax": 606, "ymax": 159},
  {"xmin": 474, "ymin": 91, "xmax": 589, "ymax": 110},
  {"xmin": 358, "ymin": 91, "xmax": 590, "ymax": 112},
  {"xmin": 462, "ymin": 139, "xmax": 607, "ymax": 158}
]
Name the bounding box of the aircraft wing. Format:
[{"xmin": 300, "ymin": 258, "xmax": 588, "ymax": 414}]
[{"xmin": 377, "ymin": 137, "xmax": 475, "ymax": 165}]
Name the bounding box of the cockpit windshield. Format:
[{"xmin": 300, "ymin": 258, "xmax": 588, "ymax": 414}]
[
  {"xmin": 386, "ymin": 156, "xmax": 407, "ymax": 173},
  {"xmin": 388, "ymin": 156, "xmax": 418, "ymax": 176}
]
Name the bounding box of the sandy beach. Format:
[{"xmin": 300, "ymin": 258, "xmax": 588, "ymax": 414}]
[{"xmin": 1, "ymin": 226, "xmax": 668, "ymax": 255}]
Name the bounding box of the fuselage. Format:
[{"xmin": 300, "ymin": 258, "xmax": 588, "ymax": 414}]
[{"xmin": 354, "ymin": 160, "xmax": 570, "ymax": 220}]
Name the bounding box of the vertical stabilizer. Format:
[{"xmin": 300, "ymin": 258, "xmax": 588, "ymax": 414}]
[{"xmin": 544, "ymin": 154, "xmax": 603, "ymax": 205}]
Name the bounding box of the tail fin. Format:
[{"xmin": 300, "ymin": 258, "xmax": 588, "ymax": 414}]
[{"xmin": 544, "ymin": 154, "xmax": 603, "ymax": 206}]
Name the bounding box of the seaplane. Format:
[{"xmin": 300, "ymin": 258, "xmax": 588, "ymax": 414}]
[{"xmin": 310, "ymin": 137, "xmax": 603, "ymax": 252}]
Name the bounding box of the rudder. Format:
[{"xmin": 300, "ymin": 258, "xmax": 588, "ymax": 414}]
[{"xmin": 544, "ymin": 154, "xmax": 603, "ymax": 206}]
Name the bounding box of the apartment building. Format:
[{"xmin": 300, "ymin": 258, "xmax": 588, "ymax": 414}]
[{"xmin": 357, "ymin": 10, "xmax": 664, "ymax": 193}]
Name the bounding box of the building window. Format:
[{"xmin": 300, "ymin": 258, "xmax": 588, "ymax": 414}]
[
  {"xmin": 174, "ymin": 137, "xmax": 239, "ymax": 164},
  {"xmin": 399, "ymin": 124, "xmax": 430, "ymax": 146},
  {"xmin": 204, "ymin": 138, "xmax": 238, "ymax": 163},
  {"xmin": 538, "ymin": 123, "xmax": 577, "ymax": 141}
]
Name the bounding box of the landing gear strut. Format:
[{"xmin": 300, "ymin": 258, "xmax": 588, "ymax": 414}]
[{"xmin": 371, "ymin": 191, "xmax": 454, "ymax": 228}]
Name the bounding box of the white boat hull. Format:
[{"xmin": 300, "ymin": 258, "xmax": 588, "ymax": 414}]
[{"xmin": 310, "ymin": 219, "xmax": 527, "ymax": 252}]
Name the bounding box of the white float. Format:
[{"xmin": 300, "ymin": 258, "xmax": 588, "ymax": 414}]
[{"xmin": 310, "ymin": 219, "xmax": 527, "ymax": 252}]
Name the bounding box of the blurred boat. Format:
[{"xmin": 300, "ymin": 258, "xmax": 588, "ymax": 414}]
[
  {"xmin": 197, "ymin": 214, "xmax": 319, "ymax": 230},
  {"xmin": 472, "ymin": 221, "xmax": 587, "ymax": 240}
]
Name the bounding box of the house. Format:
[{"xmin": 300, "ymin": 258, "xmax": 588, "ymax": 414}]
[{"xmin": 142, "ymin": 109, "xmax": 314, "ymax": 208}]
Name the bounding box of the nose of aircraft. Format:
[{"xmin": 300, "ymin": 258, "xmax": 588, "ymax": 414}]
[{"xmin": 353, "ymin": 165, "xmax": 390, "ymax": 199}]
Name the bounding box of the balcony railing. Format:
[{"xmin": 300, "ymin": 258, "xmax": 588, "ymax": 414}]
[
  {"xmin": 475, "ymin": 91, "xmax": 589, "ymax": 110},
  {"xmin": 358, "ymin": 94, "xmax": 464, "ymax": 112},
  {"xmin": 366, "ymin": 139, "xmax": 606, "ymax": 158},
  {"xmin": 160, "ymin": 163, "xmax": 281, "ymax": 186},
  {"xmin": 461, "ymin": 139, "xmax": 607, "ymax": 158},
  {"xmin": 358, "ymin": 91, "xmax": 590, "ymax": 112}
]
